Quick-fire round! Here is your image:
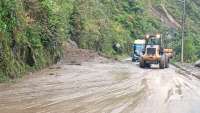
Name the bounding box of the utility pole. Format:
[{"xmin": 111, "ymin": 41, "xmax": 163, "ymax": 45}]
[{"xmin": 181, "ymin": 0, "xmax": 186, "ymax": 63}]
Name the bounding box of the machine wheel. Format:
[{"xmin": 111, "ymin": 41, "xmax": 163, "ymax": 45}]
[
  {"xmin": 159, "ymin": 55, "xmax": 165, "ymax": 69},
  {"xmin": 139, "ymin": 58, "xmax": 145, "ymax": 68},
  {"xmin": 165, "ymin": 56, "xmax": 169, "ymax": 68},
  {"xmin": 132, "ymin": 58, "xmax": 136, "ymax": 62},
  {"xmin": 145, "ymin": 63, "xmax": 151, "ymax": 68}
]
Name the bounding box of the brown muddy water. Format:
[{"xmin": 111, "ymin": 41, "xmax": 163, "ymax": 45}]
[{"xmin": 0, "ymin": 61, "xmax": 200, "ymax": 113}]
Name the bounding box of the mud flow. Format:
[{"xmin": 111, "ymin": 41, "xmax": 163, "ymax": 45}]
[{"xmin": 0, "ymin": 60, "xmax": 200, "ymax": 113}]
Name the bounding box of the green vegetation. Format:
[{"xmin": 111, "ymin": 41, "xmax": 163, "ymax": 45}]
[
  {"xmin": 0, "ymin": 0, "xmax": 73, "ymax": 81},
  {"xmin": 151, "ymin": 0, "xmax": 200, "ymax": 62},
  {"xmin": 69, "ymin": 0, "xmax": 163, "ymax": 55},
  {"xmin": 0, "ymin": 0, "xmax": 199, "ymax": 81}
]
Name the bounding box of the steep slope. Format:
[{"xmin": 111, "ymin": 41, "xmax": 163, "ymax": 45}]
[
  {"xmin": 0, "ymin": 0, "xmax": 199, "ymax": 81},
  {"xmin": 0, "ymin": 0, "xmax": 164, "ymax": 81},
  {"xmin": 69, "ymin": 0, "xmax": 164, "ymax": 55},
  {"xmin": 148, "ymin": 0, "xmax": 180, "ymax": 28},
  {"xmin": 0, "ymin": 0, "xmax": 74, "ymax": 81},
  {"xmin": 151, "ymin": 0, "xmax": 200, "ymax": 61}
]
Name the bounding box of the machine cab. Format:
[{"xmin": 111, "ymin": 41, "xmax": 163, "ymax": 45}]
[
  {"xmin": 144, "ymin": 34, "xmax": 162, "ymax": 56},
  {"xmin": 132, "ymin": 39, "xmax": 145, "ymax": 62}
]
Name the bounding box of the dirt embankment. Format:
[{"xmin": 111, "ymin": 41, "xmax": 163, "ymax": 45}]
[
  {"xmin": 148, "ymin": 0, "xmax": 181, "ymax": 29},
  {"xmin": 62, "ymin": 40, "xmax": 110, "ymax": 65}
]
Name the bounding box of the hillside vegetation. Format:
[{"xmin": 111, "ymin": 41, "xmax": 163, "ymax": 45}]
[
  {"xmin": 0, "ymin": 0, "xmax": 74, "ymax": 81},
  {"xmin": 70, "ymin": 0, "xmax": 164, "ymax": 54},
  {"xmin": 0, "ymin": 0, "xmax": 199, "ymax": 81},
  {"xmin": 151, "ymin": 0, "xmax": 200, "ymax": 62}
]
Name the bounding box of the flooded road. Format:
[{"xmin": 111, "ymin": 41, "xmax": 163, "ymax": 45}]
[{"xmin": 0, "ymin": 60, "xmax": 200, "ymax": 113}]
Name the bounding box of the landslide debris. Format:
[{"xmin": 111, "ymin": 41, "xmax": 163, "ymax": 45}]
[{"xmin": 62, "ymin": 41, "xmax": 110, "ymax": 65}]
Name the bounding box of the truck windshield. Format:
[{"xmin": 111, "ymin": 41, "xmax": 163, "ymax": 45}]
[
  {"xmin": 147, "ymin": 38, "xmax": 160, "ymax": 45},
  {"xmin": 133, "ymin": 44, "xmax": 144, "ymax": 52}
]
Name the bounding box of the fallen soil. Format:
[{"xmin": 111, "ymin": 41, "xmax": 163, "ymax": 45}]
[
  {"xmin": 0, "ymin": 42, "xmax": 200, "ymax": 113},
  {"xmin": 62, "ymin": 41, "xmax": 111, "ymax": 65},
  {"xmin": 148, "ymin": 0, "xmax": 181, "ymax": 29},
  {"xmin": 0, "ymin": 57, "xmax": 200, "ymax": 113}
]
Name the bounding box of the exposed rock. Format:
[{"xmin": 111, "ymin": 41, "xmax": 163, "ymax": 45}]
[
  {"xmin": 195, "ymin": 60, "xmax": 200, "ymax": 67},
  {"xmin": 67, "ymin": 39, "xmax": 78, "ymax": 49}
]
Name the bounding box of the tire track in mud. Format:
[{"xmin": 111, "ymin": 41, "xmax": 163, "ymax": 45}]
[
  {"xmin": 35, "ymin": 76, "xmax": 147, "ymax": 113},
  {"xmin": 0, "ymin": 62, "xmax": 200, "ymax": 113}
]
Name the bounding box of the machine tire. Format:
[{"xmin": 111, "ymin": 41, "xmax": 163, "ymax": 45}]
[
  {"xmin": 132, "ymin": 58, "xmax": 135, "ymax": 62},
  {"xmin": 165, "ymin": 56, "xmax": 169, "ymax": 68},
  {"xmin": 132, "ymin": 58, "xmax": 137, "ymax": 62},
  {"xmin": 145, "ymin": 63, "xmax": 151, "ymax": 68},
  {"xmin": 159, "ymin": 55, "xmax": 165, "ymax": 69},
  {"xmin": 139, "ymin": 58, "xmax": 145, "ymax": 68}
]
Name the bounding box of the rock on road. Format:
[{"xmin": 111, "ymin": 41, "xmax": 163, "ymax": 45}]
[{"xmin": 0, "ymin": 60, "xmax": 200, "ymax": 113}]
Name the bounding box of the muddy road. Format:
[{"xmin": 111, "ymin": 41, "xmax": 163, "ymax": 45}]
[{"xmin": 0, "ymin": 60, "xmax": 200, "ymax": 113}]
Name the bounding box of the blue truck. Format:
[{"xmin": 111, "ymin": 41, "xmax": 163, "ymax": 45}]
[{"xmin": 132, "ymin": 39, "xmax": 145, "ymax": 62}]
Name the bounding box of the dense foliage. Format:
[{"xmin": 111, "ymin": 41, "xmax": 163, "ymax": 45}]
[
  {"xmin": 69, "ymin": 0, "xmax": 163, "ymax": 55},
  {"xmin": 0, "ymin": 0, "xmax": 73, "ymax": 81}
]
